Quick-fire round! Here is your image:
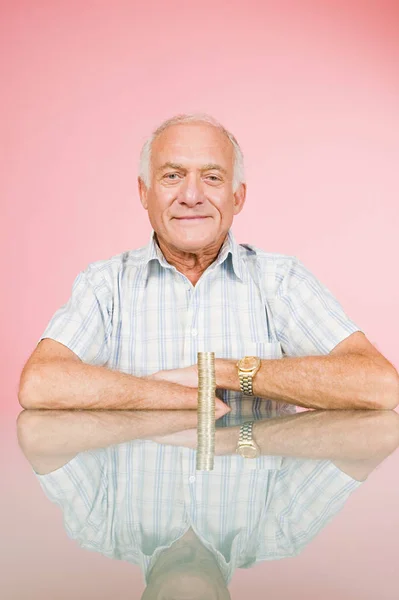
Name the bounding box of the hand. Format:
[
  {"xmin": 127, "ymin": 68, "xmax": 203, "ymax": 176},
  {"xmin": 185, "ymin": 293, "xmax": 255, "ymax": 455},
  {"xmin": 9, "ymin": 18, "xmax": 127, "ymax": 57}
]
[
  {"xmin": 146, "ymin": 366, "xmax": 231, "ymax": 416},
  {"xmin": 149, "ymin": 426, "xmax": 235, "ymax": 455},
  {"xmin": 150, "ymin": 428, "xmax": 198, "ymax": 448},
  {"xmin": 147, "ymin": 365, "xmax": 199, "ymax": 388}
]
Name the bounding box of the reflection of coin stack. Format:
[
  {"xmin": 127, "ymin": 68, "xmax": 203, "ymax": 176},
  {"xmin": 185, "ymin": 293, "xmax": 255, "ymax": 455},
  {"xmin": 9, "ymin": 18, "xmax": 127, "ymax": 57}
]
[{"xmin": 196, "ymin": 352, "xmax": 216, "ymax": 471}]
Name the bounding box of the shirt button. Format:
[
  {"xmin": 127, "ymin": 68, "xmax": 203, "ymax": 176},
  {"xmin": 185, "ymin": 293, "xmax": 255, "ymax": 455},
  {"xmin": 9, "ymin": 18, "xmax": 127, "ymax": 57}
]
[
  {"xmin": 189, "ymin": 475, "xmax": 196, "ymax": 483},
  {"xmin": 191, "ymin": 329, "xmax": 198, "ymax": 337}
]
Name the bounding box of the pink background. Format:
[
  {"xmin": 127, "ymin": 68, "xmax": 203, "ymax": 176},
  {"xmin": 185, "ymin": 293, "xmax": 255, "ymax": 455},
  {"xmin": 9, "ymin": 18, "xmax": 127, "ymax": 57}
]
[
  {"xmin": 2, "ymin": 0, "xmax": 399, "ymax": 411},
  {"xmin": 1, "ymin": 2, "xmax": 399, "ymax": 597}
]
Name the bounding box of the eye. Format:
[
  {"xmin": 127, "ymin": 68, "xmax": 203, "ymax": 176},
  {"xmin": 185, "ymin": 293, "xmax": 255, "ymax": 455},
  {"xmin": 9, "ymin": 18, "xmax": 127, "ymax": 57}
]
[{"xmin": 205, "ymin": 175, "xmax": 221, "ymax": 182}]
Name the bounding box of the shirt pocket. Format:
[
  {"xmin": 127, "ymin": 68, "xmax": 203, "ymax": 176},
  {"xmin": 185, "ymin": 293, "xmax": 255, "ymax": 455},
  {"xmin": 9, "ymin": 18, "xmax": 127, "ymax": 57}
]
[
  {"xmin": 247, "ymin": 340, "xmax": 283, "ymax": 360},
  {"xmin": 222, "ymin": 339, "xmax": 283, "ymax": 362},
  {"xmin": 211, "ymin": 452, "xmax": 283, "ymax": 473}
]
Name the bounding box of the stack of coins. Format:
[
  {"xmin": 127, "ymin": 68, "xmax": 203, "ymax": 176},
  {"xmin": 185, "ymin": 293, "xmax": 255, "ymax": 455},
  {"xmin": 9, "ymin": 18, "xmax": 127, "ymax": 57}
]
[{"xmin": 196, "ymin": 351, "xmax": 216, "ymax": 471}]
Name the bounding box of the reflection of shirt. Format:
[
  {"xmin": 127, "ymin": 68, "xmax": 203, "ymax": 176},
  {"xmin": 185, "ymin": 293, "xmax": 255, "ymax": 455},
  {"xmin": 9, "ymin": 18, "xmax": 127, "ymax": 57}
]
[
  {"xmin": 36, "ymin": 440, "xmax": 362, "ymax": 585},
  {"xmin": 38, "ymin": 229, "xmax": 361, "ymax": 423}
]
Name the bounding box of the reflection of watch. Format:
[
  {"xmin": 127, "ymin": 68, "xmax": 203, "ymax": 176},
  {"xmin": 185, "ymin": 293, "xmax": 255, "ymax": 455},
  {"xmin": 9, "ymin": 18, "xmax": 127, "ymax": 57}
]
[
  {"xmin": 236, "ymin": 356, "xmax": 261, "ymax": 396},
  {"xmin": 236, "ymin": 421, "xmax": 260, "ymax": 458}
]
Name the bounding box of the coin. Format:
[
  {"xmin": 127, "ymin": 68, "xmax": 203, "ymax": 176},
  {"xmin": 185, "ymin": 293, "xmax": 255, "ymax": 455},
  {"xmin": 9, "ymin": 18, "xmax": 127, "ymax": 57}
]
[{"xmin": 196, "ymin": 352, "xmax": 216, "ymax": 471}]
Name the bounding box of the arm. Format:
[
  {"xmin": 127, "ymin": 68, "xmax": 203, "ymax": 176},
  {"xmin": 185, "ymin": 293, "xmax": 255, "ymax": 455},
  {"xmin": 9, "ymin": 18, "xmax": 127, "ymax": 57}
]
[
  {"xmin": 19, "ymin": 265, "xmax": 229, "ymax": 411},
  {"xmin": 18, "ymin": 339, "xmax": 229, "ymax": 413},
  {"xmin": 215, "ymin": 332, "xmax": 399, "ymax": 410},
  {"xmin": 16, "ymin": 408, "xmax": 207, "ymax": 474},
  {"xmin": 237, "ymin": 255, "xmax": 399, "ymax": 410},
  {"xmin": 152, "ymin": 408, "xmax": 399, "ymax": 479}
]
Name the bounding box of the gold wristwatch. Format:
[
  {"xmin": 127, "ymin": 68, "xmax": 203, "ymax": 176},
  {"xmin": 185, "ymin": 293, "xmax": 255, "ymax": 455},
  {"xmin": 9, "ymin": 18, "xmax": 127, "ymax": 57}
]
[
  {"xmin": 236, "ymin": 356, "xmax": 261, "ymax": 396},
  {"xmin": 236, "ymin": 421, "xmax": 260, "ymax": 458}
]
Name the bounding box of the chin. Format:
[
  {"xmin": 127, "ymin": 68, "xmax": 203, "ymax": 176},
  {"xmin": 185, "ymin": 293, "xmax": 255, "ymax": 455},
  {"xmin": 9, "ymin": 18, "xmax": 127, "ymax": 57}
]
[
  {"xmin": 172, "ymin": 230, "xmax": 216, "ymax": 250},
  {"xmin": 179, "ymin": 240, "xmax": 214, "ymax": 253}
]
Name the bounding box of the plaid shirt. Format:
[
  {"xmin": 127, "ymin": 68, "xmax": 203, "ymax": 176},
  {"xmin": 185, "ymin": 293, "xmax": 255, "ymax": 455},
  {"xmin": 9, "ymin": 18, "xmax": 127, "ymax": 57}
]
[
  {"xmin": 37, "ymin": 237, "xmax": 363, "ymax": 582},
  {"xmin": 35, "ymin": 439, "xmax": 362, "ymax": 585},
  {"xmin": 39, "ymin": 229, "xmax": 361, "ymax": 424}
]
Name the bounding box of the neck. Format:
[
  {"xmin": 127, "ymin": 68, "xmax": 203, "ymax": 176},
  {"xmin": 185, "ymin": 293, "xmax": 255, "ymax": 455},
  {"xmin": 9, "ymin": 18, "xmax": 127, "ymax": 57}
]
[
  {"xmin": 155, "ymin": 233, "xmax": 227, "ymax": 286},
  {"xmin": 147, "ymin": 527, "xmax": 225, "ymax": 583}
]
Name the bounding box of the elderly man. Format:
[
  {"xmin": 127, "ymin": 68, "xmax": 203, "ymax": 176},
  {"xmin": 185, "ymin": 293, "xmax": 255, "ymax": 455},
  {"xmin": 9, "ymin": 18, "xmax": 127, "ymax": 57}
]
[{"xmin": 18, "ymin": 113, "xmax": 399, "ymax": 412}]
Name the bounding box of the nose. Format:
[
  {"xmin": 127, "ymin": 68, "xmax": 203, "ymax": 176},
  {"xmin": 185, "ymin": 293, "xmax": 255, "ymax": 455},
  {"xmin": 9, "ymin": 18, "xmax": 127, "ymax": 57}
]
[{"xmin": 177, "ymin": 173, "xmax": 205, "ymax": 207}]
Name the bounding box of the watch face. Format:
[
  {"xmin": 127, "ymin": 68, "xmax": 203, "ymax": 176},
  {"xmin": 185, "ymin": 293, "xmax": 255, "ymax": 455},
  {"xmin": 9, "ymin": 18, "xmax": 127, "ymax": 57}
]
[
  {"xmin": 240, "ymin": 356, "xmax": 260, "ymax": 371},
  {"xmin": 239, "ymin": 445, "xmax": 258, "ymax": 458}
]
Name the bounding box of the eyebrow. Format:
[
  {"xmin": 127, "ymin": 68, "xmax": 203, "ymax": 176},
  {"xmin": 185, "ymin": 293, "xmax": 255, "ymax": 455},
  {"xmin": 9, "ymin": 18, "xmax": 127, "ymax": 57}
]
[{"xmin": 156, "ymin": 162, "xmax": 228, "ymax": 175}]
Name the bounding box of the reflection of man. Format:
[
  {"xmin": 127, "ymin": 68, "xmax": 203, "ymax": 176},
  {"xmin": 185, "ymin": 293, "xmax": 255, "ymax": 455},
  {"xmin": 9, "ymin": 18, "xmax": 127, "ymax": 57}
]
[
  {"xmin": 18, "ymin": 407, "xmax": 399, "ymax": 599},
  {"xmin": 141, "ymin": 527, "xmax": 231, "ymax": 600},
  {"xmin": 18, "ymin": 113, "xmax": 398, "ymax": 411}
]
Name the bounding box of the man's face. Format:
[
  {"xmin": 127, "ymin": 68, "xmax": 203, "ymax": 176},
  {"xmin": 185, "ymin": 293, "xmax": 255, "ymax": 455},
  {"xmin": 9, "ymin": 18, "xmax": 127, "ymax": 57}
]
[
  {"xmin": 138, "ymin": 123, "xmax": 246, "ymax": 254},
  {"xmin": 141, "ymin": 553, "xmax": 231, "ymax": 600}
]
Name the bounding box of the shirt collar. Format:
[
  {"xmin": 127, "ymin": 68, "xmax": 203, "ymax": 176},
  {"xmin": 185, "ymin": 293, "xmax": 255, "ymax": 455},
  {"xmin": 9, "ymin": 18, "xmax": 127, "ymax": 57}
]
[{"xmin": 142, "ymin": 229, "xmax": 244, "ymax": 281}]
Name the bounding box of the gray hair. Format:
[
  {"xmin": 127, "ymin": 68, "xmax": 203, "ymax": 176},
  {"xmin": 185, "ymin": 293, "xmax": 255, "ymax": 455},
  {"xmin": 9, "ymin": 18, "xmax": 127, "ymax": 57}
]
[{"xmin": 138, "ymin": 113, "xmax": 245, "ymax": 193}]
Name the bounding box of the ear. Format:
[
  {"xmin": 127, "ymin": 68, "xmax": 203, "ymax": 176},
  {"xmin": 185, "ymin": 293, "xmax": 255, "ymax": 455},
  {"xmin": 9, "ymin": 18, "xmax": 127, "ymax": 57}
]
[
  {"xmin": 233, "ymin": 183, "xmax": 246, "ymax": 215},
  {"xmin": 138, "ymin": 177, "xmax": 148, "ymax": 210}
]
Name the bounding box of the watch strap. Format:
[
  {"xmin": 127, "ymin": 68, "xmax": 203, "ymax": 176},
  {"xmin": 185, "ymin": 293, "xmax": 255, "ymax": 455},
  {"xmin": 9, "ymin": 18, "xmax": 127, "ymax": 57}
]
[
  {"xmin": 236, "ymin": 420, "xmax": 260, "ymax": 459},
  {"xmin": 238, "ymin": 373, "xmax": 255, "ymax": 396},
  {"xmin": 238, "ymin": 421, "xmax": 255, "ymax": 444}
]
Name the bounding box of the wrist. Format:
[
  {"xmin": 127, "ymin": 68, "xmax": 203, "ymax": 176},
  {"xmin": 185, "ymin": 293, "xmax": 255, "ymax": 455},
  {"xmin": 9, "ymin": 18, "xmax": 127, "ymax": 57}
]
[
  {"xmin": 215, "ymin": 359, "xmax": 240, "ymax": 391},
  {"xmin": 215, "ymin": 426, "xmax": 241, "ymax": 455}
]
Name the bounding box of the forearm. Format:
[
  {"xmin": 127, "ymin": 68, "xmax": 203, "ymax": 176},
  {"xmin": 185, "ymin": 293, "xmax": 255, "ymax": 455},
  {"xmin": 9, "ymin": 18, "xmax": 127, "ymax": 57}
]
[
  {"xmin": 215, "ymin": 409, "xmax": 399, "ymax": 460},
  {"xmin": 216, "ymin": 354, "xmax": 398, "ymax": 410},
  {"xmin": 19, "ymin": 359, "xmax": 197, "ymax": 410},
  {"xmin": 17, "ymin": 409, "xmax": 200, "ymax": 457}
]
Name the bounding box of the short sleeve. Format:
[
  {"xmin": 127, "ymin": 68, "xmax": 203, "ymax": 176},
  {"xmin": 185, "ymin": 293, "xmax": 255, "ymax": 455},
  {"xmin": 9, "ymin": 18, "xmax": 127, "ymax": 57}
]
[
  {"xmin": 35, "ymin": 450, "xmax": 108, "ymax": 543},
  {"xmin": 256, "ymin": 458, "xmax": 363, "ymax": 560},
  {"xmin": 274, "ymin": 257, "xmax": 363, "ymax": 356},
  {"xmin": 38, "ymin": 266, "xmax": 112, "ymax": 365}
]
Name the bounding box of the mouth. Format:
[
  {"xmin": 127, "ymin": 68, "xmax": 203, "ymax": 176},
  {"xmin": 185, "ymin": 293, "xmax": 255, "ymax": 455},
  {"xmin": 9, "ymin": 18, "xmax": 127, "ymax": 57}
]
[{"xmin": 174, "ymin": 216, "xmax": 209, "ymax": 220}]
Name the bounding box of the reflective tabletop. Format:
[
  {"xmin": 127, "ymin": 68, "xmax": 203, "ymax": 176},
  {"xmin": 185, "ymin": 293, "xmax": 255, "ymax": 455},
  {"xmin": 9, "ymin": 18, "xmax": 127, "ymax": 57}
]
[{"xmin": 4, "ymin": 399, "xmax": 399, "ymax": 599}]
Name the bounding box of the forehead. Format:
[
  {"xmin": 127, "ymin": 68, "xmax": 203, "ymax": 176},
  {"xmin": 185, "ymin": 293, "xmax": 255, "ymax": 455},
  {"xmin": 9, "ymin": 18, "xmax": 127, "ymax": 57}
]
[{"xmin": 151, "ymin": 123, "xmax": 234, "ymax": 169}]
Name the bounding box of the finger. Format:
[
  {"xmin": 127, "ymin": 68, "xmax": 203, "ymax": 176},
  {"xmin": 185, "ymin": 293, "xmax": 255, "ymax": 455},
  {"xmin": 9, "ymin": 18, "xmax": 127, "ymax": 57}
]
[{"xmin": 215, "ymin": 398, "xmax": 231, "ymax": 416}]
